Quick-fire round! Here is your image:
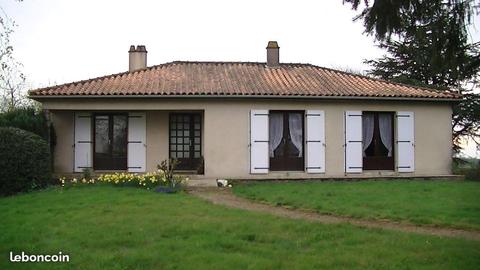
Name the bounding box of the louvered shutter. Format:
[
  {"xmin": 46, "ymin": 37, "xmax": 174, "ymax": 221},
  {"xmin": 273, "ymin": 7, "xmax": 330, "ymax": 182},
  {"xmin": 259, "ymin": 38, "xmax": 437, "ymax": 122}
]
[
  {"xmin": 396, "ymin": 111, "xmax": 415, "ymax": 172},
  {"xmin": 306, "ymin": 110, "xmax": 325, "ymax": 173},
  {"xmin": 345, "ymin": 111, "xmax": 363, "ymax": 173},
  {"xmin": 250, "ymin": 110, "xmax": 269, "ymax": 174},
  {"xmin": 74, "ymin": 112, "xmax": 92, "ymax": 172},
  {"xmin": 128, "ymin": 112, "xmax": 146, "ymax": 172}
]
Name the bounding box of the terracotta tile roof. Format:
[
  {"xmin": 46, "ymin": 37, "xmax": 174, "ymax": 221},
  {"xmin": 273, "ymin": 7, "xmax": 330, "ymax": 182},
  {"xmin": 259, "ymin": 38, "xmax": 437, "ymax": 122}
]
[{"xmin": 29, "ymin": 61, "xmax": 461, "ymax": 100}]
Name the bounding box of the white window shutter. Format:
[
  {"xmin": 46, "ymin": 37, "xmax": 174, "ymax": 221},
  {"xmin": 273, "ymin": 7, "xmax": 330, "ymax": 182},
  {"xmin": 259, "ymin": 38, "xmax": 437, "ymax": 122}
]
[
  {"xmin": 250, "ymin": 110, "xmax": 269, "ymax": 174},
  {"xmin": 74, "ymin": 112, "xmax": 92, "ymax": 172},
  {"xmin": 345, "ymin": 111, "xmax": 363, "ymax": 173},
  {"xmin": 397, "ymin": 111, "xmax": 415, "ymax": 172},
  {"xmin": 128, "ymin": 112, "xmax": 146, "ymax": 172},
  {"xmin": 306, "ymin": 110, "xmax": 325, "ymax": 173}
]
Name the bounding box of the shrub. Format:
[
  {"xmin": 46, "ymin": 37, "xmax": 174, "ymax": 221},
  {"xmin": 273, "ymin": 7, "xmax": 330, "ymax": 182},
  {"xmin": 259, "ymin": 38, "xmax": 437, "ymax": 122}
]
[
  {"xmin": 452, "ymin": 158, "xmax": 480, "ymax": 181},
  {"xmin": 0, "ymin": 127, "xmax": 52, "ymax": 196},
  {"xmin": 157, "ymin": 158, "xmax": 186, "ymax": 188},
  {"xmin": 0, "ymin": 107, "xmax": 48, "ymax": 139}
]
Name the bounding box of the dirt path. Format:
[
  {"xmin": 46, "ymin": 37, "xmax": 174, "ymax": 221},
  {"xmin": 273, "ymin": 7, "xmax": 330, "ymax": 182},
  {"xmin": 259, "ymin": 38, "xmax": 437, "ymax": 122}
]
[{"xmin": 188, "ymin": 187, "xmax": 480, "ymax": 241}]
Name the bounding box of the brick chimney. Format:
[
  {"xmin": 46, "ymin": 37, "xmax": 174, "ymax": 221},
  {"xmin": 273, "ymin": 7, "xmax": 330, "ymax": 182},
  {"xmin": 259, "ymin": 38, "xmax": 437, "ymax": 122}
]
[
  {"xmin": 266, "ymin": 41, "xmax": 279, "ymax": 67},
  {"xmin": 128, "ymin": 45, "xmax": 147, "ymax": 72}
]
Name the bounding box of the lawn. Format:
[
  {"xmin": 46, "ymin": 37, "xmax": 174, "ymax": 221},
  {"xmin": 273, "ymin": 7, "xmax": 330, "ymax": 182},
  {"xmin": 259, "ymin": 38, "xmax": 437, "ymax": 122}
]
[
  {"xmin": 233, "ymin": 180, "xmax": 480, "ymax": 230},
  {"xmin": 1, "ymin": 186, "xmax": 479, "ymax": 270}
]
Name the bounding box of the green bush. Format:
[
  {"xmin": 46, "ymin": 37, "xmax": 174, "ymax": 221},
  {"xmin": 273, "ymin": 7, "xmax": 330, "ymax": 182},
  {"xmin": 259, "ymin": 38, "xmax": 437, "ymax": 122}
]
[
  {"xmin": 0, "ymin": 107, "xmax": 48, "ymax": 139},
  {"xmin": 452, "ymin": 158, "xmax": 480, "ymax": 181},
  {"xmin": 0, "ymin": 127, "xmax": 52, "ymax": 196}
]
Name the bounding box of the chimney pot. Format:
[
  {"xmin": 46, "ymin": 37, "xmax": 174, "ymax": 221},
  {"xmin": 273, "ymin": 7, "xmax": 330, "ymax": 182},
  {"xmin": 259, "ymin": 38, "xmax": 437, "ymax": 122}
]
[
  {"xmin": 266, "ymin": 41, "xmax": 279, "ymax": 67},
  {"xmin": 128, "ymin": 45, "xmax": 147, "ymax": 72}
]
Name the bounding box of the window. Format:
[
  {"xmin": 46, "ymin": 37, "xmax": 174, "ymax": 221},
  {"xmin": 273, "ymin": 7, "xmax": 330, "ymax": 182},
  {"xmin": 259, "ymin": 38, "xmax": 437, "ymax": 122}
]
[
  {"xmin": 93, "ymin": 114, "xmax": 128, "ymax": 170},
  {"xmin": 269, "ymin": 111, "xmax": 304, "ymax": 171},
  {"xmin": 169, "ymin": 113, "xmax": 202, "ymax": 170},
  {"xmin": 362, "ymin": 112, "xmax": 394, "ymax": 170}
]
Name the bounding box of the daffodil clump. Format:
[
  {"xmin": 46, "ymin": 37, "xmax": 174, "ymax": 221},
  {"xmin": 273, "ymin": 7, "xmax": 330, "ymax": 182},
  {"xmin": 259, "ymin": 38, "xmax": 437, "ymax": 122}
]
[
  {"xmin": 58, "ymin": 169, "xmax": 188, "ymax": 191},
  {"xmin": 59, "ymin": 176, "xmax": 96, "ymax": 188},
  {"xmin": 96, "ymin": 171, "xmax": 168, "ymax": 189}
]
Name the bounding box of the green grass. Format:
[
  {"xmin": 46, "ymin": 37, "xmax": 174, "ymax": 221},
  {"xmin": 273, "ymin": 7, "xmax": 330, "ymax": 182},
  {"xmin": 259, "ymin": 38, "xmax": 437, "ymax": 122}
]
[
  {"xmin": 234, "ymin": 180, "xmax": 480, "ymax": 230},
  {"xmin": 1, "ymin": 186, "xmax": 479, "ymax": 269}
]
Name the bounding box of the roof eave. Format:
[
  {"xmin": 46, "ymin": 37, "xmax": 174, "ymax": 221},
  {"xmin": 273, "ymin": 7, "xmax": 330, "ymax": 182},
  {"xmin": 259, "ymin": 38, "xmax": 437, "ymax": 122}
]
[{"xmin": 28, "ymin": 94, "xmax": 462, "ymax": 102}]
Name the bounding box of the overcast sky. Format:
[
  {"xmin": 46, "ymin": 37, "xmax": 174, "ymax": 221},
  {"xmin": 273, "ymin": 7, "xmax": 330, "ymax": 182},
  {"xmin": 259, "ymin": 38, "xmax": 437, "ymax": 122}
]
[
  {"xmin": 3, "ymin": 0, "xmax": 480, "ymax": 156},
  {"xmin": 3, "ymin": 0, "xmax": 388, "ymax": 88}
]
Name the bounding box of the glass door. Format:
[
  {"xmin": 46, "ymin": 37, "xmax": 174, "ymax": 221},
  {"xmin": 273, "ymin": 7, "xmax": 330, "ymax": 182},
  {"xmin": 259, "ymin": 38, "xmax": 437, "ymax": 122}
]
[
  {"xmin": 362, "ymin": 112, "xmax": 394, "ymax": 170},
  {"xmin": 169, "ymin": 113, "xmax": 202, "ymax": 170},
  {"xmin": 94, "ymin": 114, "xmax": 127, "ymax": 170},
  {"xmin": 269, "ymin": 111, "xmax": 304, "ymax": 171}
]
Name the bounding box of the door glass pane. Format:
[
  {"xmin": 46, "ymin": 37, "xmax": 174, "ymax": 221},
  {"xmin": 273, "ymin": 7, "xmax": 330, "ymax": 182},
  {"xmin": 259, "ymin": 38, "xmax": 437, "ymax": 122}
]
[
  {"xmin": 269, "ymin": 112, "xmax": 284, "ymax": 157},
  {"xmin": 378, "ymin": 113, "xmax": 392, "ymax": 157},
  {"xmin": 287, "ymin": 113, "xmax": 303, "ymax": 157},
  {"xmin": 95, "ymin": 116, "xmax": 109, "ymax": 154},
  {"xmin": 112, "ymin": 115, "xmax": 127, "ymax": 157}
]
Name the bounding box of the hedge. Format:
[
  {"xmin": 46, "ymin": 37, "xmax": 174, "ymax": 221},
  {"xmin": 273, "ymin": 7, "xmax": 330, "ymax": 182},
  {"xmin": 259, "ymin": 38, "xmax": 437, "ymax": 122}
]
[{"xmin": 0, "ymin": 127, "xmax": 52, "ymax": 196}]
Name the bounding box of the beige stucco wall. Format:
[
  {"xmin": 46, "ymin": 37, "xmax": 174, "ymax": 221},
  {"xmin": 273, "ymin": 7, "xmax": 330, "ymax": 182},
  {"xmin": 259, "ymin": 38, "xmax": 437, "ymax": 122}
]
[
  {"xmin": 44, "ymin": 98, "xmax": 453, "ymax": 178},
  {"xmin": 50, "ymin": 111, "xmax": 74, "ymax": 173}
]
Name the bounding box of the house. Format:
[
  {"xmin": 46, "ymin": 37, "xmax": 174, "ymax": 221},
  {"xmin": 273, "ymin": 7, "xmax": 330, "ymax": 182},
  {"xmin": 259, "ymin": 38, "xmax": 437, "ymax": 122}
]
[{"xmin": 29, "ymin": 42, "xmax": 461, "ymax": 180}]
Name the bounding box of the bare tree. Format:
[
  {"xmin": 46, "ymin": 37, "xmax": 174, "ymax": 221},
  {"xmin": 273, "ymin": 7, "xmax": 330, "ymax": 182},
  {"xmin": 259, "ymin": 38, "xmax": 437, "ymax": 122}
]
[{"xmin": 0, "ymin": 6, "xmax": 27, "ymax": 112}]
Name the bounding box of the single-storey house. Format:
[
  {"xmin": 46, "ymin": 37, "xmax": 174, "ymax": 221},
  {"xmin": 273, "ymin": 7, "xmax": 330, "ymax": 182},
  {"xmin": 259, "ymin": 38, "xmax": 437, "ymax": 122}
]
[{"xmin": 29, "ymin": 42, "xmax": 461, "ymax": 180}]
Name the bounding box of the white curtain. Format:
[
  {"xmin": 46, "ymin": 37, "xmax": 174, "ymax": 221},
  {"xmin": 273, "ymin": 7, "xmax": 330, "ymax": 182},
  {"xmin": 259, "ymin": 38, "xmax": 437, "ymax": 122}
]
[
  {"xmin": 379, "ymin": 113, "xmax": 393, "ymax": 157},
  {"xmin": 269, "ymin": 114, "xmax": 283, "ymax": 157},
  {"xmin": 289, "ymin": 114, "xmax": 303, "ymax": 157},
  {"xmin": 362, "ymin": 114, "xmax": 374, "ymax": 157}
]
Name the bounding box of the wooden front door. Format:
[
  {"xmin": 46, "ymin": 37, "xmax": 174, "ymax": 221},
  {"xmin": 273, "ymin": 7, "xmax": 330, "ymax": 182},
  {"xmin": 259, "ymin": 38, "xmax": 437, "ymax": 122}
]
[
  {"xmin": 94, "ymin": 114, "xmax": 128, "ymax": 170},
  {"xmin": 269, "ymin": 111, "xmax": 304, "ymax": 171},
  {"xmin": 169, "ymin": 113, "xmax": 202, "ymax": 170}
]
